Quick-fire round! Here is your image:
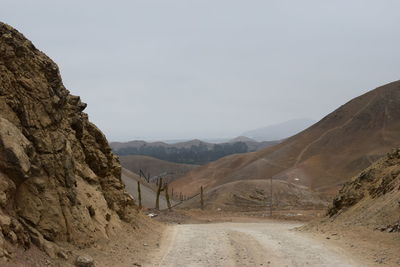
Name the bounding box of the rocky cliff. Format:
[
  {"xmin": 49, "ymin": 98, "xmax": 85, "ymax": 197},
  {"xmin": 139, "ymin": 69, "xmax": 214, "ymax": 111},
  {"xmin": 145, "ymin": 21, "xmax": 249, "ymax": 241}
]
[{"xmin": 0, "ymin": 22, "xmax": 136, "ymax": 259}]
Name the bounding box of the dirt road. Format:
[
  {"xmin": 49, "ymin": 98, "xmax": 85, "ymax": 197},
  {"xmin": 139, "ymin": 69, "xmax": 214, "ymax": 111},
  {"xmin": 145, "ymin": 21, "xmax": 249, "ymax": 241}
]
[{"xmin": 150, "ymin": 222, "xmax": 367, "ymax": 267}]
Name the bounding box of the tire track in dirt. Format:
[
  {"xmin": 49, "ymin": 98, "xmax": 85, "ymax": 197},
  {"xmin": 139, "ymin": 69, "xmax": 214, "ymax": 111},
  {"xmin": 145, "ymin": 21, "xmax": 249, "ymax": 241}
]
[{"xmin": 152, "ymin": 222, "xmax": 366, "ymax": 267}]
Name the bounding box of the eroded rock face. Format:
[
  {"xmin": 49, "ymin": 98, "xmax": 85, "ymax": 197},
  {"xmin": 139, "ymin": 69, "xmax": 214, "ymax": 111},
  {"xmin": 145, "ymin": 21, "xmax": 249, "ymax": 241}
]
[{"xmin": 0, "ymin": 22, "xmax": 136, "ymax": 258}]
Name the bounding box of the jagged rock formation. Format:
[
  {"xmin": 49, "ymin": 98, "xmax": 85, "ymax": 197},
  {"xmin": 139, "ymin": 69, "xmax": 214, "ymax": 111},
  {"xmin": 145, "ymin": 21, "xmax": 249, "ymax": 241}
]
[
  {"xmin": 327, "ymin": 148, "xmax": 400, "ymax": 230},
  {"xmin": 0, "ymin": 22, "xmax": 136, "ymax": 259}
]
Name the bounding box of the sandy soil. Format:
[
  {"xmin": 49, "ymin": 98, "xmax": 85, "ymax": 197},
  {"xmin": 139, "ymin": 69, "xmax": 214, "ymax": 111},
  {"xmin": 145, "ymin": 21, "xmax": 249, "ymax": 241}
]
[
  {"xmin": 148, "ymin": 222, "xmax": 369, "ymax": 267},
  {"xmin": 77, "ymin": 221, "xmax": 165, "ymax": 267}
]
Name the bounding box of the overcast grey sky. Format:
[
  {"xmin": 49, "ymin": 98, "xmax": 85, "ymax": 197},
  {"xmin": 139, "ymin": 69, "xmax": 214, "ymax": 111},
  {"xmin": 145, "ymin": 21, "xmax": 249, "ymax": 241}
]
[{"xmin": 2, "ymin": 1, "xmax": 400, "ymax": 141}]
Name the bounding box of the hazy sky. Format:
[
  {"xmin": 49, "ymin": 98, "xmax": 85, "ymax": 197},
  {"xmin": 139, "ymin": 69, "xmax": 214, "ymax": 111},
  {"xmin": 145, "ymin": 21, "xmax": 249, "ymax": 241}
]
[{"xmin": 2, "ymin": 1, "xmax": 400, "ymax": 141}]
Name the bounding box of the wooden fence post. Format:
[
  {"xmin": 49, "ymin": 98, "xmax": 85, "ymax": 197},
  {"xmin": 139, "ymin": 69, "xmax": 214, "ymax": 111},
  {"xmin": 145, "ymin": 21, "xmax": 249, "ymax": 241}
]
[
  {"xmin": 165, "ymin": 184, "xmax": 172, "ymax": 211},
  {"xmin": 200, "ymin": 186, "xmax": 204, "ymax": 210},
  {"xmin": 137, "ymin": 181, "xmax": 142, "ymax": 209},
  {"xmin": 155, "ymin": 177, "xmax": 163, "ymax": 210}
]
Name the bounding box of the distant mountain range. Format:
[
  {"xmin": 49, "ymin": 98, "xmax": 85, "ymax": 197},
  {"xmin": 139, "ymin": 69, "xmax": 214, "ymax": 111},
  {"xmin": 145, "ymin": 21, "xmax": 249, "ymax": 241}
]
[
  {"xmin": 116, "ymin": 118, "xmax": 315, "ymax": 145},
  {"xmin": 111, "ymin": 138, "xmax": 279, "ymax": 165},
  {"xmin": 242, "ymin": 118, "xmax": 316, "ymax": 142},
  {"xmin": 111, "ymin": 118, "xmax": 317, "ymax": 165}
]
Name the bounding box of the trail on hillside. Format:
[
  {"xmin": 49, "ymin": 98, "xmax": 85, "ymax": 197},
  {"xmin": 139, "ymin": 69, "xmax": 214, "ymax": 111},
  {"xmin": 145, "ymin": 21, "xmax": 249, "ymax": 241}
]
[
  {"xmin": 294, "ymin": 95, "xmax": 378, "ymax": 166},
  {"xmin": 151, "ymin": 222, "xmax": 366, "ymax": 267}
]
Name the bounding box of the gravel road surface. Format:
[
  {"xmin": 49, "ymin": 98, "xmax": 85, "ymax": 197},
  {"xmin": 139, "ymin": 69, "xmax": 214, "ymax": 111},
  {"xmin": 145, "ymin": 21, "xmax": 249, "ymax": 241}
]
[{"xmin": 152, "ymin": 222, "xmax": 365, "ymax": 267}]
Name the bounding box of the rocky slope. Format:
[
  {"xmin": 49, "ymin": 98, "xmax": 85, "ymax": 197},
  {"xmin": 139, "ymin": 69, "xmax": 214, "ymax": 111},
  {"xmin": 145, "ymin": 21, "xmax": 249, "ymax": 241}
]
[
  {"xmin": 172, "ymin": 81, "xmax": 400, "ymax": 197},
  {"xmin": 326, "ymin": 148, "xmax": 400, "ymax": 230},
  {"xmin": 0, "ymin": 22, "xmax": 137, "ymax": 260}
]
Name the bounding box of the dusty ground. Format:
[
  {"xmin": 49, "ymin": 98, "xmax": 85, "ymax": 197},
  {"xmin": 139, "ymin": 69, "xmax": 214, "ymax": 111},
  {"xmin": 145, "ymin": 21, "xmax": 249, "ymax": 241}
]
[
  {"xmin": 146, "ymin": 210, "xmax": 400, "ymax": 267},
  {"xmin": 148, "ymin": 222, "xmax": 366, "ymax": 267},
  {"xmin": 75, "ymin": 220, "xmax": 165, "ymax": 267},
  {"xmin": 154, "ymin": 209, "xmax": 326, "ymax": 225},
  {"xmin": 3, "ymin": 214, "xmax": 165, "ymax": 267},
  {"xmin": 3, "ymin": 210, "xmax": 399, "ymax": 266},
  {"xmin": 300, "ymin": 221, "xmax": 400, "ymax": 266}
]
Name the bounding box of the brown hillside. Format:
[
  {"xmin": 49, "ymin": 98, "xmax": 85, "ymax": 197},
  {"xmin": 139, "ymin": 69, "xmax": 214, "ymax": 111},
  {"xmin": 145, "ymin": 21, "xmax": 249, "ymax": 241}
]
[
  {"xmin": 172, "ymin": 81, "xmax": 400, "ymax": 196},
  {"xmin": 119, "ymin": 155, "xmax": 198, "ymax": 184},
  {"xmin": 179, "ymin": 179, "xmax": 329, "ymax": 212},
  {"xmin": 0, "ymin": 22, "xmax": 140, "ymax": 260}
]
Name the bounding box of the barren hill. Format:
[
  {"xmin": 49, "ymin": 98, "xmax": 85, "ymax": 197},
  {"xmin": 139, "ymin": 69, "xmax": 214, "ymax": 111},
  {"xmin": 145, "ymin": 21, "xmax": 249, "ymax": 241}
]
[
  {"xmin": 119, "ymin": 155, "xmax": 199, "ymax": 184},
  {"xmin": 179, "ymin": 179, "xmax": 328, "ymax": 211},
  {"xmin": 326, "ymin": 148, "xmax": 400, "ymax": 230},
  {"xmin": 298, "ymin": 148, "xmax": 400, "ymax": 266},
  {"xmin": 0, "ymin": 22, "xmax": 140, "ymax": 260},
  {"xmin": 228, "ymin": 136, "xmax": 280, "ymax": 151},
  {"xmin": 172, "ymin": 81, "xmax": 400, "ymax": 197}
]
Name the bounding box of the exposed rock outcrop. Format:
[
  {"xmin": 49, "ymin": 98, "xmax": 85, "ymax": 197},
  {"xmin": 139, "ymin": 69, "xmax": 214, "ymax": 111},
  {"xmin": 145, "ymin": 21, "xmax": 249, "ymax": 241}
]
[
  {"xmin": 0, "ymin": 22, "xmax": 136, "ymax": 259},
  {"xmin": 327, "ymin": 148, "xmax": 400, "ymax": 229}
]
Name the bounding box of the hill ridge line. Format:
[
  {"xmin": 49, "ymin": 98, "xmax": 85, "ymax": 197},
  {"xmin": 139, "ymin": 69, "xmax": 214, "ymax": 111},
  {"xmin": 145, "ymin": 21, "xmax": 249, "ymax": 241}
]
[{"xmin": 294, "ymin": 94, "xmax": 378, "ymax": 166}]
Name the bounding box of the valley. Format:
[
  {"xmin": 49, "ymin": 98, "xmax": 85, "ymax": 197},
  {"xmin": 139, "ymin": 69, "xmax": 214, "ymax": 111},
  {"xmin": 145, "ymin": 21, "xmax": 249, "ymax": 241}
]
[
  {"xmin": 111, "ymin": 138, "xmax": 280, "ymax": 165},
  {"xmin": 1, "ymin": 3, "xmax": 400, "ymax": 266},
  {"xmin": 171, "ymin": 82, "xmax": 400, "ymax": 203}
]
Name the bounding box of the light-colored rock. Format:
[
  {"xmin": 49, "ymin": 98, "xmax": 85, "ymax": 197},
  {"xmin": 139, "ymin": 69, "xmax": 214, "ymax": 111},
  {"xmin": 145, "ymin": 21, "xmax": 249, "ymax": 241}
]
[
  {"xmin": 57, "ymin": 250, "xmax": 68, "ymax": 260},
  {"xmin": 0, "ymin": 214, "xmax": 11, "ymax": 227},
  {"xmin": 75, "ymin": 255, "xmax": 95, "ymax": 267}
]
